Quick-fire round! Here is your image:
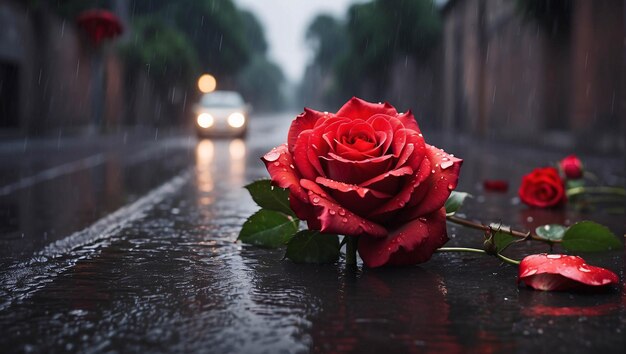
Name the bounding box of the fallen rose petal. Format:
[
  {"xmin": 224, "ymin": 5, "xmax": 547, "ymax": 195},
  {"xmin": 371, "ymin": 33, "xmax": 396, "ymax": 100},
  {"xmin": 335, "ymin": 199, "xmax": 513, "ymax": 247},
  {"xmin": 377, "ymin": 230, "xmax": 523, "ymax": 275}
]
[
  {"xmin": 518, "ymin": 254, "xmax": 619, "ymax": 291},
  {"xmin": 483, "ymin": 179, "xmax": 509, "ymax": 192}
]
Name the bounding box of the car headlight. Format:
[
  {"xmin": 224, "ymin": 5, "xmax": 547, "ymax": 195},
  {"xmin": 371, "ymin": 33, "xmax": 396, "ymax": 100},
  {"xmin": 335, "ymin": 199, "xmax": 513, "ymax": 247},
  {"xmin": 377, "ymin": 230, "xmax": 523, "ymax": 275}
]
[
  {"xmin": 197, "ymin": 113, "xmax": 214, "ymax": 128},
  {"xmin": 227, "ymin": 112, "xmax": 246, "ymax": 128}
]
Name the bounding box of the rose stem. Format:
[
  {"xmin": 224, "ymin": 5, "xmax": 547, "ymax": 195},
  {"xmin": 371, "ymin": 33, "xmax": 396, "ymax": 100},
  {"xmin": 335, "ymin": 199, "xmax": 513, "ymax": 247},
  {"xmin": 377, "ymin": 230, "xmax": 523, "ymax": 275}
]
[
  {"xmin": 345, "ymin": 236, "xmax": 359, "ymax": 266},
  {"xmin": 436, "ymin": 247, "xmax": 521, "ymax": 265},
  {"xmin": 566, "ymin": 186, "xmax": 626, "ymax": 198},
  {"xmin": 446, "ymin": 214, "xmax": 548, "ymax": 244}
]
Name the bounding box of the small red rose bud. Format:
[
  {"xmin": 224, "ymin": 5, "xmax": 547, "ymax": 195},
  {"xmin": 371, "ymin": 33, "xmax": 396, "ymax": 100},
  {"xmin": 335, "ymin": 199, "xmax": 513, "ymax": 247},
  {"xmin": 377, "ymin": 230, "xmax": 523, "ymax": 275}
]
[
  {"xmin": 559, "ymin": 155, "xmax": 583, "ymax": 180},
  {"xmin": 518, "ymin": 254, "xmax": 619, "ymax": 291}
]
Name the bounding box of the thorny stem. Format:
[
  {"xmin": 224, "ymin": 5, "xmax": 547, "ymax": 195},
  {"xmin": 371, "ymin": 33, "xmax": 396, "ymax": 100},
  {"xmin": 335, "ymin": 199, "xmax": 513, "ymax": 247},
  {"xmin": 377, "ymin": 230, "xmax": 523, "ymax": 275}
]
[
  {"xmin": 346, "ymin": 236, "xmax": 359, "ymax": 266},
  {"xmin": 446, "ymin": 215, "xmax": 536, "ymax": 241},
  {"xmin": 436, "ymin": 247, "xmax": 520, "ymax": 265}
]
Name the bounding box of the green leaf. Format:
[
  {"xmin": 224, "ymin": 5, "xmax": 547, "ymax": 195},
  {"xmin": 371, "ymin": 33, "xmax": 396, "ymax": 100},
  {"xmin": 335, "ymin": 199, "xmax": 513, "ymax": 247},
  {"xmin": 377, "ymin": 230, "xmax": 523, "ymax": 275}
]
[
  {"xmin": 238, "ymin": 209, "xmax": 299, "ymax": 248},
  {"xmin": 285, "ymin": 230, "xmax": 340, "ymax": 264},
  {"xmin": 535, "ymin": 224, "xmax": 567, "ymax": 242},
  {"xmin": 445, "ymin": 191, "xmax": 472, "ymax": 216},
  {"xmin": 561, "ymin": 221, "xmax": 623, "ymax": 252},
  {"xmin": 494, "ymin": 230, "xmax": 517, "ymax": 253},
  {"xmin": 245, "ymin": 179, "xmax": 295, "ymax": 217}
]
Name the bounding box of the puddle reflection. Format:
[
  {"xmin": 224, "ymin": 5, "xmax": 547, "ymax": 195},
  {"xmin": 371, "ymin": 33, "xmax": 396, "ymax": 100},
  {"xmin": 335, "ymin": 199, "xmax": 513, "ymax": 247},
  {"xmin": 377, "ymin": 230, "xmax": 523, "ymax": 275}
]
[
  {"xmin": 519, "ymin": 287, "xmax": 621, "ymax": 318},
  {"xmin": 194, "ymin": 138, "xmax": 247, "ymax": 205}
]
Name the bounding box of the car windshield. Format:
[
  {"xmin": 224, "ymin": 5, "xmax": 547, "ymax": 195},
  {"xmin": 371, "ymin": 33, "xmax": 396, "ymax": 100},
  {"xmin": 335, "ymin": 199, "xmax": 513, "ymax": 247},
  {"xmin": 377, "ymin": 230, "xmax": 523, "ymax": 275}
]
[{"xmin": 200, "ymin": 92, "xmax": 244, "ymax": 108}]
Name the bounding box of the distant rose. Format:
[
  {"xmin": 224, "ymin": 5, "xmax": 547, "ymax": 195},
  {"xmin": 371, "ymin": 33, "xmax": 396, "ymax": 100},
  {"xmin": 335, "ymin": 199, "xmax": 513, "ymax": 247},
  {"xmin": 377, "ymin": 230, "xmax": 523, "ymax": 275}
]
[
  {"xmin": 262, "ymin": 97, "xmax": 462, "ymax": 267},
  {"xmin": 518, "ymin": 167, "xmax": 565, "ymax": 208},
  {"xmin": 559, "ymin": 155, "xmax": 583, "ymax": 179},
  {"xmin": 518, "ymin": 254, "xmax": 619, "ymax": 291}
]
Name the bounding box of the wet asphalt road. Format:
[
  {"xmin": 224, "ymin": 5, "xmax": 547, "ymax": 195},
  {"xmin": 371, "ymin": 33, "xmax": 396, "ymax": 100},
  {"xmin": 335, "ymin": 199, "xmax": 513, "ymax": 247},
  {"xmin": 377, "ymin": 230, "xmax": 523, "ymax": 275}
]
[{"xmin": 0, "ymin": 112, "xmax": 624, "ymax": 353}]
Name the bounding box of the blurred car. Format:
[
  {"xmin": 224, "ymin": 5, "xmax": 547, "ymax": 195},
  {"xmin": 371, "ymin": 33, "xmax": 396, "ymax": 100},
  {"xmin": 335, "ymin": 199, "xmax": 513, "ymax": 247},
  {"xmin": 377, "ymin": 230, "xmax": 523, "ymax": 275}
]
[{"xmin": 194, "ymin": 91, "xmax": 250, "ymax": 138}]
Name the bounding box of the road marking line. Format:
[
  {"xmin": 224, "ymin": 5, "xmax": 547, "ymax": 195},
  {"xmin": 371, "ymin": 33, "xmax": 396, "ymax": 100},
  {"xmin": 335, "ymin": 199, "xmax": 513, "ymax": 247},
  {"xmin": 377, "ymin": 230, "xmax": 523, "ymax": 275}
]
[
  {"xmin": 0, "ymin": 153, "xmax": 106, "ymax": 196},
  {"xmin": 0, "ymin": 137, "xmax": 194, "ymax": 197}
]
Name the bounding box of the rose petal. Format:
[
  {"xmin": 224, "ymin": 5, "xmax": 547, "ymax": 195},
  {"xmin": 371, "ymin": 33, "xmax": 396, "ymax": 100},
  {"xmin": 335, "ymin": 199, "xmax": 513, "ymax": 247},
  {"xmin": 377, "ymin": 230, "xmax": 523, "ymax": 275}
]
[
  {"xmin": 395, "ymin": 110, "xmax": 421, "ymax": 134},
  {"xmin": 359, "ymin": 208, "xmax": 448, "ymax": 267},
  {"xmin": 322, "ymin": 152, "xmax": 393, "ymax": 185},
  {"xmin": 402, "ymin": 145, "xmax": 463, "ymax": 218},
  {"xmin": 359, "ymin": 165, "xmax": 414, "ymax": 195},
  {"xmin": 396, "ymin": 131, "xmax": 426, "ymax": 170},
  {"xmin": 300, "ymin": 179, "xmax": 388, "ymax": 238},
  {"xmin": 316, "ymin": 177, "xmax": 391, "ymax": 199},
  {"xmin": 368, "ymin": 157, "xmax": 431, "ymax": 220},
  {"xmin": 288, "ymin": 108, "xmax": 327, "ymax": 153},
  {"xmin": 289, "ymin": 193, "xmax": 321, "ymax": 230},
  {"xmin": 336, "ymin": 97, "xmax": 398, "ymax": 119},
  {"xmin": 315, "ymin": 176, "xmax": 391, "ymax": 217},
  {"xmin": 293, "ymin": 130, "xmax": 325, "ymax": 180},
  {"xmin": 390, "ymin": 128, "xmax": 407, "ymax": 158},
  {"xmin": 368, "ymin": 115, "xmax": 394, "ymax": 154},
  {"xmin": 518, "ymin": 254, "xmax": 619, "ymax": 291},
  {"xmin": 261, "ymin": 144, "xmax": 307, "ymax": 201}
]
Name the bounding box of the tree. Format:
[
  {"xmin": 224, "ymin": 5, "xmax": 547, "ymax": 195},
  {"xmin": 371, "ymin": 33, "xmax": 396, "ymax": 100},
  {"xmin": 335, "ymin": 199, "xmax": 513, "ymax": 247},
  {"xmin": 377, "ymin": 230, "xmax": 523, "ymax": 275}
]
[{"xmin": 339, "ymin": 0, "xmax": 442, "ymax": 98}]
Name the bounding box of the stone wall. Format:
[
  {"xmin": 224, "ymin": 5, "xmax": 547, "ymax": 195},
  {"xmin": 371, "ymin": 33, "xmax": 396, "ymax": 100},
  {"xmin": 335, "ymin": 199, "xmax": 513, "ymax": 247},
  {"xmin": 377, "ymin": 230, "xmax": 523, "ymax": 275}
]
[{"xmin": 441, "ymin": 0, "xmax": 624, "ymax": 153}]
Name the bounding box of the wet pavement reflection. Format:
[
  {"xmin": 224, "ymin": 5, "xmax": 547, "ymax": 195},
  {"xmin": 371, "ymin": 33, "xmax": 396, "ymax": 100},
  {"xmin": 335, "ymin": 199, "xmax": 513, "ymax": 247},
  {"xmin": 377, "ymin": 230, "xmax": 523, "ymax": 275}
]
[{"xmin": 0, "ymin": 113, "xmax": 624, "ymax": 353}]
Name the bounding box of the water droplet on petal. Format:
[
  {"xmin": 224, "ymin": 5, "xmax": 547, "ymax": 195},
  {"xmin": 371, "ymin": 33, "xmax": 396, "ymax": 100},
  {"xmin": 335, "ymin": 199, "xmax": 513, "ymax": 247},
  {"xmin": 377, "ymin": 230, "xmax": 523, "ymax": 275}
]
[
  {"xmin": 431, "ymin": 170, "xmax": 435, "ymax": 174},
  {"xmin": 273, "ymin": 161, "xmax": 280, "ymax": 166},
  {"xmin": 338, "ymin": 209, "xmax": 346, "ymax": 216},
  {"xmin": 312, "ymin": 197, "xmax": 320, "ymax": 204},
  {"xmin": 264, "ymin": 150, "xmax": 281, "ymax": 161},
  {"xmin": 329, "ymin": 210, "xmax": 336, "ymax": 215},
  {"xmin": 578, "ymin": 266, "xmax": 591, "ymax": 273},
  {"xmin": 441, "ymin": 161, "xmax": 454, "ymax": 170},
  {"xmin": 342, "ymin": 218, "xmax": 348, "ymax": 223}
]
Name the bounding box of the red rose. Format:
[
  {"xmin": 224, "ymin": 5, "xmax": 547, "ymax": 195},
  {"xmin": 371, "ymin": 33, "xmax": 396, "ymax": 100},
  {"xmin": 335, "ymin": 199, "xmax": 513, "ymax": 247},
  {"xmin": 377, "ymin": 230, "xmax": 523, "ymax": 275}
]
[
  {"xmin": 519, "ymin": 254, "xmax": 618, "ymax": 291},
  {"xmin": 518, "ymin": 167, "xmax": 565, "ymax": 208},
  {"xmin": 262, "ymin": 97, "xmax": 462, "ymax": 267},
  {"xmin": 559, "ymin": 154, "xmax": 583, "ymax": 179}
]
